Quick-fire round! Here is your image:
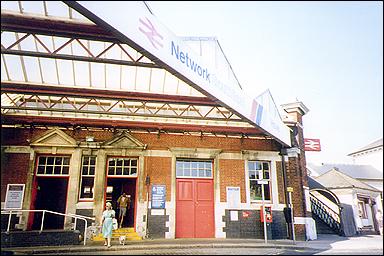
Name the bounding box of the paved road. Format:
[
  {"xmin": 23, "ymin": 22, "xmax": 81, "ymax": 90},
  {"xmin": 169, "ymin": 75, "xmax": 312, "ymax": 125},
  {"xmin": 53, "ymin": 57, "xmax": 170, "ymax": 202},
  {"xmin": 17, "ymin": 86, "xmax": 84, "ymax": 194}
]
[
  {"xmin": 37, "ymin": 248, "xmax": 316, "ymax": 255},
  {"xmin": 3, "ymin": 234, "xmax": 382, "ymax": 255},
  {"xmin": 39, "ymin": 247, "xmax": 383, "ymax": 255}
]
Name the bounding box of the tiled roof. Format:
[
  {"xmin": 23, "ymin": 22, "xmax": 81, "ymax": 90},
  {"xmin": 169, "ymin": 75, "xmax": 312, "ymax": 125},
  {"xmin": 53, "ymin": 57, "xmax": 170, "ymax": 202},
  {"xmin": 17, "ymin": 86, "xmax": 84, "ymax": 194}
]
[
  {"xmin": 308, "ymin": 176, "xmax": 326, "ymax": 190},
  {"xmin": 348, "ymin": 138, "xmax": 383, "ymax": 156},
  {"xmin": 307, "ymin": 162, "xmax": 383, "ymax": 180},
  {"xmin": 314, "ymin": 168, "xmax": 380, "ymax": 192}
]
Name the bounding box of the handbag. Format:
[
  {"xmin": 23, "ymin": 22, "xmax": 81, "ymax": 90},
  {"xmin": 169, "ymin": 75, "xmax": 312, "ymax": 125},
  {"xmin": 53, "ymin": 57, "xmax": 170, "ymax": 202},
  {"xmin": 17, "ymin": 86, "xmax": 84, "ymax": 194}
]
[{"xmin": 112, "ymin": 218, "xmax": 118, "ymax": 230}]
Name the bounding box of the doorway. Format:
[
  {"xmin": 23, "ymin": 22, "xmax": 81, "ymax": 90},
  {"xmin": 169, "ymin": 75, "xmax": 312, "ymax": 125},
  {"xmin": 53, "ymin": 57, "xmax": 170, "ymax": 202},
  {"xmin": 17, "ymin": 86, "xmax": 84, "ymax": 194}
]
[
  {"xmin": 176, "ymin": 178, "xmax": 214, "ymax": 238},
  {"xmin": 31, "ymin": 177, "xmax": 68, "ymax": 230},
  {"xmin": 106, "ymin": 178, "xmax": 136, "ymax": 228}
]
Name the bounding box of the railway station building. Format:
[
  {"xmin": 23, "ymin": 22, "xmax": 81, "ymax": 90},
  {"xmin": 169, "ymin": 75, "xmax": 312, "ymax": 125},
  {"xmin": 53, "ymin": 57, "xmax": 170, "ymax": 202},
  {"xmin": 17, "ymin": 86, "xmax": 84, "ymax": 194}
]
[{"xmin": 1, "ymin": 1, "xmax": 315, "ymax": 241}]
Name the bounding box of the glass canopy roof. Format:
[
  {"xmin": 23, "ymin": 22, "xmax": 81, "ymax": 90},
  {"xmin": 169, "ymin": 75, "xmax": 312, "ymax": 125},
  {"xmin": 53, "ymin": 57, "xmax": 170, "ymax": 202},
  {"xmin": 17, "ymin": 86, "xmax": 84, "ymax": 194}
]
[{"xmin": 1, "ymin": 1, "xmax": 273, "ymax": 140}]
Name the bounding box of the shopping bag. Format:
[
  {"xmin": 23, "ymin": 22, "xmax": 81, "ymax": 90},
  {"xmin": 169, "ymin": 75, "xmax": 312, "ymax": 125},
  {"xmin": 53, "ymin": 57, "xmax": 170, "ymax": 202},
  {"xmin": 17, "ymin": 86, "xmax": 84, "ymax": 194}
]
[{"xmin": 112, "ymin": 218, "xmax": 118, "ymax": 230}]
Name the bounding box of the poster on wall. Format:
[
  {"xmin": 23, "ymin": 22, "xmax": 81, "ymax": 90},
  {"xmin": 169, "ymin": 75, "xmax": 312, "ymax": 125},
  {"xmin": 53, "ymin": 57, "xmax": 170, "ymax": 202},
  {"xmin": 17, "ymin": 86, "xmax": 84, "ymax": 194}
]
[
  {"xmin": 226, "ymin": 186, "xmax": 240, "ymax": 209},
  {"xmin": 4, "ymin": 184, "xmax": 25, "ymax": 209},
  {"xmin": 151, "ymin": 185, "xmax": 166, "ymax": 209}
]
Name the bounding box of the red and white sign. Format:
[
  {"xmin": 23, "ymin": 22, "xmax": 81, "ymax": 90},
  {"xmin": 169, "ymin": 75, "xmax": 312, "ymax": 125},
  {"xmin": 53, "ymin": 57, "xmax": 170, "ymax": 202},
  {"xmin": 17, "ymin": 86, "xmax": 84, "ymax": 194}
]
[{"xmin": 304, "ymin": 138, "xmax": 321, "ymax": 151}]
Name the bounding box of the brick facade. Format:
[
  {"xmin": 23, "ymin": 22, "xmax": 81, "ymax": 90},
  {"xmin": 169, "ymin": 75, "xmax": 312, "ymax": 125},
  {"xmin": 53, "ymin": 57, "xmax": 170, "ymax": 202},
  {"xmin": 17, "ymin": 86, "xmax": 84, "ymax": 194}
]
[
  {"xmin": 1, "ymin": 125, "xmax": 307, "ymax": 239},
  {"xmin": 143, "ymin": 156, "xmax": 172, "ymax": 201},
  {"xmin": 275, "ymin": 161, "xmax": 286, "ymax": 205},
  {"xmin": 219, "ymin": 159, "xmax": 246, "ymax": 203},
  {"xmin": 1, "ymin": 153, "xmax": 30, "ymax": 201}
]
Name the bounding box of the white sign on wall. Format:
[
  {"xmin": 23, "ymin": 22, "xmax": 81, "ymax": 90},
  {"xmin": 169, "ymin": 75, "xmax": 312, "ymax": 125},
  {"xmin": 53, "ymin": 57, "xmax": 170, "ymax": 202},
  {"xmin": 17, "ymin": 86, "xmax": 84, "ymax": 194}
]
[
  {"xmin": 69, "ymin": 1, "xmax": 291, "ymax": 146},
  {"xmin": 230, "ymin": 210, "xmax": 239, "ymax": 221},
  {"xmin": 4, "ymin": 184, "xmax": 25, "ymax": 209},
  {"xmin": 227, "ymin": 186, "xmax": 241, "ymax": 209}
]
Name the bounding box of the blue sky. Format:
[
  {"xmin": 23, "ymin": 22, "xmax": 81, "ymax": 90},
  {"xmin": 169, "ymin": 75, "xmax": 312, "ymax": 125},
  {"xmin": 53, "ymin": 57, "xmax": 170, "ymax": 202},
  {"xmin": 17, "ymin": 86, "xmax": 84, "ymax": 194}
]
[{"xmin": 147, "ymin": 1, "xmax": 383, "ymax": 164}]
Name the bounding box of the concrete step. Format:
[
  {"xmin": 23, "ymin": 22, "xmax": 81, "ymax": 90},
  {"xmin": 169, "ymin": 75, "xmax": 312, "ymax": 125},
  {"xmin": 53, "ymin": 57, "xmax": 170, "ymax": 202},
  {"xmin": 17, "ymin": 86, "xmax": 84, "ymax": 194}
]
[
  {"xmin": 92, "ymin": 227, "xmax": 142, "ymax": 241},
  {"xmin": 93, "ymin": 236, "xmax": 142, "ymax": 241},
  {"xmin": 113, "ymin": 228, "xmax": 135, "ymax": 233}
]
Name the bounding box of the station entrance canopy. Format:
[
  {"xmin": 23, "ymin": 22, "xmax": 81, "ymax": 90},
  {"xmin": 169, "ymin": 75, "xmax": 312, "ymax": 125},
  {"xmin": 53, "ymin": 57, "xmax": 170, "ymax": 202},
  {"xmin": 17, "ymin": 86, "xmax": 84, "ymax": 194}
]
[{"xmin": 1, "ymin": 1, "xmax": 291, "ymax": 146}]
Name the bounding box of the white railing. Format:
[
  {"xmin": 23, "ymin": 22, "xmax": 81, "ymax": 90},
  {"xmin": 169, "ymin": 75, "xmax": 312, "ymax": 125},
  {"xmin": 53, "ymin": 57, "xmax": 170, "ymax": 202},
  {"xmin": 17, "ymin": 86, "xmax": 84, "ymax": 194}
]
[{"xmin": 1, "ymin": 209, "xmax": 95, "ymax": 246}]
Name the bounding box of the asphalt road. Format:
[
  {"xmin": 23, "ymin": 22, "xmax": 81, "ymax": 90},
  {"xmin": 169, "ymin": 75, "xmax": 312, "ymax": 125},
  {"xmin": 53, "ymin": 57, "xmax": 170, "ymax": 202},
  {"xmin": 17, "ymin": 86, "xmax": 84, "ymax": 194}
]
[
  {"xmin": 36, "ymin": 247, "xmax": 383, "ymax": 255},
  {"xmin": 3, "ymin": 234, "xmax": 382, "ymax": 255}
]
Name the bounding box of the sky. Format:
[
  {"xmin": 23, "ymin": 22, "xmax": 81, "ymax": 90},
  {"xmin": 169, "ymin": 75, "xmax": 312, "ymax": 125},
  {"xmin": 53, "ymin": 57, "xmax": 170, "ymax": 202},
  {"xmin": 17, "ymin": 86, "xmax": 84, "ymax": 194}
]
[{"xmin": 146, "ymin": 1, "xmax": 383, "ymax": 164}]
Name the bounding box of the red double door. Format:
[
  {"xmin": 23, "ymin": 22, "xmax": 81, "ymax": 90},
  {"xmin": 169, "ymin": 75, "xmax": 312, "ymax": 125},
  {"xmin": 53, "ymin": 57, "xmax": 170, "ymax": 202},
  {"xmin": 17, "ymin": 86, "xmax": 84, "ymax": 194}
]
[{"xmin": 176, "ymin": 178, "xmax": 214, "ymax": 238}]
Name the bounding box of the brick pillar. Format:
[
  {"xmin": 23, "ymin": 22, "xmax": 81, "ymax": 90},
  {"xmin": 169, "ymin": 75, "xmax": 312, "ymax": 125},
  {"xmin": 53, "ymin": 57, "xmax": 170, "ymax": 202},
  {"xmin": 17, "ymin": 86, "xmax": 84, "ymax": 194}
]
[{"xmin": 281, "ymin": 101, "xmax": 312, "ymax": 240}]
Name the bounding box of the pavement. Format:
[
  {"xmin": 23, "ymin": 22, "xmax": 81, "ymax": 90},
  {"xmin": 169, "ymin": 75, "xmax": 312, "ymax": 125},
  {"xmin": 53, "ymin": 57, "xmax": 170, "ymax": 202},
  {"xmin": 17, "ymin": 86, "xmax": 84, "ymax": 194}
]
[{"xmin": 1, "ymin": 234, "xmax": 383, "ymax": 255}]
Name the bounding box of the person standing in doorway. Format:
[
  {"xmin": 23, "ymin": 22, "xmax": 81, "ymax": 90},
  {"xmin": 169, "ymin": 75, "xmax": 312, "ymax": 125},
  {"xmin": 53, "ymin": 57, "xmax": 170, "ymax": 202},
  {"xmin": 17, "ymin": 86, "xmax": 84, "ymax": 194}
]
[
  {"xmin": 101, "ymin": 201, "xmax": 115, "ymax": 248},
  {"xmin": 117, "ymin": 192, "xmax": 131, "ymax": 228}
]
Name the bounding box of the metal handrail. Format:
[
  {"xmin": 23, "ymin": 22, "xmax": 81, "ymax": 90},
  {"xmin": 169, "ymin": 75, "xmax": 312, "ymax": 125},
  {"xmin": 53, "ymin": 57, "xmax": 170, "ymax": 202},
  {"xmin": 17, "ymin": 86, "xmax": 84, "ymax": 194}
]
[
  {"xmin": 309, "ymin": 195, "xmax": 342, "ymax": 234},
  {"xmin": 309, "ymin": 192, "xmax": 340, "ymax": 221},
  {"xmin": 1, "ymin": 209, "xmax": 95, "ymax": 246},
  {"xmin": 310, "ymin": 196, "xmax": 339, "ymax": 222}
]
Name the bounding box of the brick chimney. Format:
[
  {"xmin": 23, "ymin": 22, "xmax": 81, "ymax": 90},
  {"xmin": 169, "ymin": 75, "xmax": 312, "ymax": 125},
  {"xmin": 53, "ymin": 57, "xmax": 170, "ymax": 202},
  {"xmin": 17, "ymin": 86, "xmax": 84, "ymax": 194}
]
[{"xmin": 281, "ymin": 101, "xmax": 312, "ymax": 240}]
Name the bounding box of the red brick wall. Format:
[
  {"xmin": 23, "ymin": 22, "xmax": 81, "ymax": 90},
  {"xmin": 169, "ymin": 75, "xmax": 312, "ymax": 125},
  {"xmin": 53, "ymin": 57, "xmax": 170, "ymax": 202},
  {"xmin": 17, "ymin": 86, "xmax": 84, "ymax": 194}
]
[
  {"xmin": 219, "ymin": 159, "xmax": 246, "ymax": 203},
  {"xmin": 1, "ymin": 127, "xmax": 280, "ymax": 152},
  {"xmin": 1, "ymin": 153, "xmax": 30, "ymax": 201},
  {"xmin": 275, "ymin": 161, "xmax": 286, "ymax": 204},
  {"xmin": 286, "ymin": 157, "xmax": 306, "ymax": 217},
  {"xmin": 143, "ymin": 156, "xmax": 172, "ymax": 201},
  {"xmin": 133, "ymin": 133, "xmax": 280, "ymax": 152},
  {"xmin": 294, "ymin": 224, "xmax": 306, "ymax": 241},
  {"xmin": 1, "ymin": 128, "xmax": 41, "ymax": 146}
]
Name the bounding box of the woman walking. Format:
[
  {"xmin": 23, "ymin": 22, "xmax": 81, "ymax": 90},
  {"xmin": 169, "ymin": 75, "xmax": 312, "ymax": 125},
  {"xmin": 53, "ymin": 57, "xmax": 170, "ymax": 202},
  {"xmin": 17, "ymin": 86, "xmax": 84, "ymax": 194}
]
[{"xmin": 101, "ymin": 201, "xmax": 115, "ymax": 248}]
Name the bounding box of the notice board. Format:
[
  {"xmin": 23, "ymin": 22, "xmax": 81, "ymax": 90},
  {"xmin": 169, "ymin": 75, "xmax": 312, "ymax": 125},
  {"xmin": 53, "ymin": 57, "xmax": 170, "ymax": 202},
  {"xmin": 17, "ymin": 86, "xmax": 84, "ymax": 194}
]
[
  {"xmin": 4, "ymin": 184, "xmax": 25, "ymax": 209},
  {"xmin": 151, "ymin": 185, "xmax": 166, "ymax": 209},
  {"xmin": 226, "ymin": 186, "xmax": 240, "ymax": 208}
]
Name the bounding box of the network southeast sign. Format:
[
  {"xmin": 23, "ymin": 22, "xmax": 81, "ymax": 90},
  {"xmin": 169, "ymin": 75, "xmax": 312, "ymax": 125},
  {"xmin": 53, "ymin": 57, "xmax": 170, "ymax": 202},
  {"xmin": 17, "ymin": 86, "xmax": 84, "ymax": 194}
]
[{"xmin": 67, "ymin": 1, "xmax": 291, "ymax": 146}]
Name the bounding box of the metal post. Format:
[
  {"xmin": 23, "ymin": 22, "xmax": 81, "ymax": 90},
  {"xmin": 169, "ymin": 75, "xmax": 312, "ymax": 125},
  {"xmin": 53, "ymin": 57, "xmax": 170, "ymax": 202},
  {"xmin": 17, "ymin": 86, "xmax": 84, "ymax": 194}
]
[
  {"xmin": 145, "ymin": 184, "xmax": 150, "ymax": 239},
  {"xmin": 6, "ymin": 211, "xmax": 12, "ymax": 233},
  {"xmin": 288, "ymin": 191, "xmax": 295, "ymax": 242},
  {"xmin": 84, "ymin": 220, "xmax": 87, "ymax": 246},
  {"xmin": 145, "ymin": 175, "xmax": 150, "ymax": 239},
  {"xmin": 261, "ymin": 184, "xmax": 267, "ymax": 244},
  {"xmin": 40, "ymin": 210, "xmax": 45, "ymax": 233}
]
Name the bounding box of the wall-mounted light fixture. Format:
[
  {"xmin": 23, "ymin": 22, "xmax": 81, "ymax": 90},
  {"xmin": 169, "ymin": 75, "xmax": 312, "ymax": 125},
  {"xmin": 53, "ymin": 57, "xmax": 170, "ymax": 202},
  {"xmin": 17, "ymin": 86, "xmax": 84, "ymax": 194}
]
[{"xmin": 86, "ymin": 136, "xmax": 94, "ymax": 142}]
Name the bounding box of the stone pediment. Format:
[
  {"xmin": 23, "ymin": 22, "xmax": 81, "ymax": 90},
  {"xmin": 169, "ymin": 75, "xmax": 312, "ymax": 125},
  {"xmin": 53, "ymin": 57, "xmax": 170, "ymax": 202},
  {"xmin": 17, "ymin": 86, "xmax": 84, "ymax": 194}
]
[
  {"xmin": 30, "ymin": 128, "xmax": 77, "ymax": 147},
  {"xmin": 102, "ymin": 131, "xmax": 146, "ymax": 150}
]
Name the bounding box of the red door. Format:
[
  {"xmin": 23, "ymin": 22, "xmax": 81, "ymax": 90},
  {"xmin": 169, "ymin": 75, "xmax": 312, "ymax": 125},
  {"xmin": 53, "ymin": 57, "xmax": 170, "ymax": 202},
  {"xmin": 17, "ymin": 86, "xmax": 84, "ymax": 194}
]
[{"xmin": 176, "ymin": 178, "xmax": 214, "ymax": 238}]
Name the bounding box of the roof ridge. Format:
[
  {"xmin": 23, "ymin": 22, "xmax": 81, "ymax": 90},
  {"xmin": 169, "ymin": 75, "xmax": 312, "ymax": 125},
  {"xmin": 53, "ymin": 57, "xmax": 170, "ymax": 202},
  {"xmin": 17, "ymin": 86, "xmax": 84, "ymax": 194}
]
[
  {"xmin": 348, "ymin": 138, "xmax": 383, "ymax": 156},
  {"xmin": 326, "ymin": 168, "xmax": 380, "ymax": 191}
]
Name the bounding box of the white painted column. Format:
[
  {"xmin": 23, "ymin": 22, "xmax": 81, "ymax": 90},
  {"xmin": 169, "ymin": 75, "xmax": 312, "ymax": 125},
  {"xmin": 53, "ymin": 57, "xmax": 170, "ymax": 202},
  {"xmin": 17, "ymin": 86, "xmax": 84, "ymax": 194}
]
[
  {"xmin": 65, "ymin": 148, "xmax": 82, "ymax": 229},
  {"xmin": 94, "ymin": 149, "xmax": 107, "ymax": 226}
]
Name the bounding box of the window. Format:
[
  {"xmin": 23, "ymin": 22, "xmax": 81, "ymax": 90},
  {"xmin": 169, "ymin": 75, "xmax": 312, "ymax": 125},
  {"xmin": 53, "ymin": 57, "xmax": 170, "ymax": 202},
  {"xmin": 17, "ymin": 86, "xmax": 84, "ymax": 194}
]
[
  {"xmin": 107, "ymin": 157, "xmax": 138, "ymax": 176},
  {"xmin": 248, "ymin": 161, "xmax": 271, "ymax": 201},
  {"xmin": 357, "ymin": 201, "xmax": 367, "ymax": 219},
  {"xmin": 36, "ymin": 156, "xmax": 70, "ymax": 176},
  {"xmin": 79, "ymin": 156, "xmax": 96, "ymax": 199},
  {"xmin": 176, "ymin": 159, "xmax": 213, "ymax": 178}
]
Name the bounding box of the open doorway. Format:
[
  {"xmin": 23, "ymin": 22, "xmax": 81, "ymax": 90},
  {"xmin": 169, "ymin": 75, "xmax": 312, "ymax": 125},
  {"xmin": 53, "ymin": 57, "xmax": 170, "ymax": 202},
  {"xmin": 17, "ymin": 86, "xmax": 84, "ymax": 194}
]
[
  {"xmin": 31, "ymin": 177, "xmax": 68, "ymax": 230},
  {"xmin": 106, "ymin": 178, "xmax": 136, "ymax": 228}
]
